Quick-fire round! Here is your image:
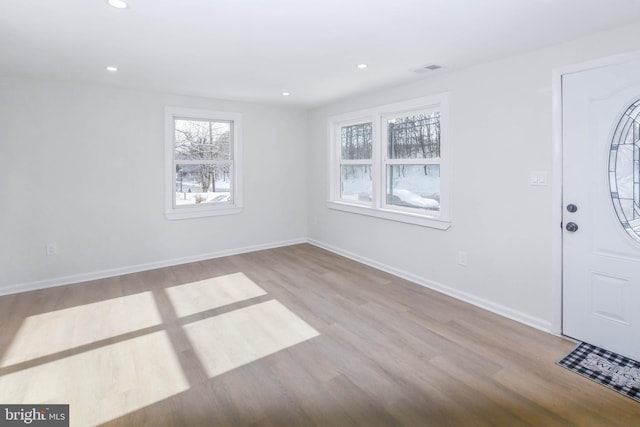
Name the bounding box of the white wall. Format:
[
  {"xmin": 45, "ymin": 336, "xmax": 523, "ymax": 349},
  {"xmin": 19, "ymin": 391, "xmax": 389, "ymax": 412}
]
[
  {"xmin": 3, "ymin": 21, "xmax": 640, "ymax": 331},
  {"xmin": 0, "ymin": 77, "xmax": 307, "ymax": 294},
  {"xmin": 306, "ymin": 23, "xmax": 640, "ymax": 331}
]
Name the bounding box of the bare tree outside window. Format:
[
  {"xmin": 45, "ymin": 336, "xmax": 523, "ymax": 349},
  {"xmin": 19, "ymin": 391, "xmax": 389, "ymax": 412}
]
[
  {"xmin": 328, "ymin": 93, "xmax": 450, "ymax": 228},
  {"xmin": 174, "ymin": 118, "xmax": 233, "ymax": 205},
  {"xmin": 340, "ymin": 122, "xmax": 373, "ymax": 202},
  {"xmin": 386, "ymin": 113, "xmax": 441, "ymax": 211},
  {"xmin": 388, "ymin": 113, "xmax": 440, "ymax": 160}
]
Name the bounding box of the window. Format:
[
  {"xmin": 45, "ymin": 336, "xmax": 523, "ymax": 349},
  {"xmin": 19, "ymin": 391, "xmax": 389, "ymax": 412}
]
[
  {"xmin": 609, "ymin": 98, "xmax": 640, "ymax": 242},
  {"xmin": 328, "ymin": 93, "xmax": 450, "ymax": 229},
  {"xmin": 339, "ymin": 121, "xmax": 373, "ymax": 204},
  {"xmin": 165, "ymin": 107, "xmax": 242, "ymax": 220}
]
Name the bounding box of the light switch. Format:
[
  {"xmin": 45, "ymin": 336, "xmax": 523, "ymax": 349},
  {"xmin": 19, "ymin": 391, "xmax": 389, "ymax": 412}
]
[{"xmin": 530, "ymin": 171, "xmax": 548, "ymax": 186}]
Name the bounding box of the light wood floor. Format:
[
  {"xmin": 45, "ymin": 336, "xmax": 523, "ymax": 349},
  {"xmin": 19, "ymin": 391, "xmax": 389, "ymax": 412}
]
[{"xmin": 1, "ymin": 244, "xmax": 639, "ymax": 426}]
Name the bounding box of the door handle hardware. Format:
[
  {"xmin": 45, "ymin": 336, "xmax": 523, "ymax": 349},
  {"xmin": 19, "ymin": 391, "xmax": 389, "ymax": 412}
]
[{"xmin": 566, "ymin": 222, "xmax": 579, "ymax": 232}]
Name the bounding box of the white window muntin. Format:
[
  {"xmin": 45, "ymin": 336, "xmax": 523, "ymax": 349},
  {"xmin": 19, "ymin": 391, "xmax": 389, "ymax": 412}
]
[
  {"xmin": 173, "ymin": 116, "xmax": 234, "ymax": 208},
  {"xmin": 329, "ymin": 113, "xmax": 378, "ymax": 205},
  {"xmin": 327, "ymin": 93, "xmax": 451, "ymax": 229},
  {"xmin": 381, "ymin": 106, "xmax": 442, "ymax": 216},
  {"xmin": 165, "ymin": 106, "xmax": 243, "ymax": 220},
  {"xmin": 335, "ymin": 117, "xmax": 376, "ymax": 206}
]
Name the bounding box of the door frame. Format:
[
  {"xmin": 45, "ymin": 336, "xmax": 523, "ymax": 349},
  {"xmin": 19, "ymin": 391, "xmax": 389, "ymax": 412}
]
[{"xmin": 551, "ymin": 49, "xmax": 640, "ymax": 336}]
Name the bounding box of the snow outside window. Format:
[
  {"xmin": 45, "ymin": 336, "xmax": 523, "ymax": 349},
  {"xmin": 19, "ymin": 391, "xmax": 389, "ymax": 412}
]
[
  {"xmin": 328, "ymin": 94, "xmax": 451, "ymax": 229},
  {"xmin": 165, "ymin": 107, "xmax": 243, "ymax": 220},
  {"xmin": 339, "ymin": 121, "xmax": 373, "ymax": 204}
]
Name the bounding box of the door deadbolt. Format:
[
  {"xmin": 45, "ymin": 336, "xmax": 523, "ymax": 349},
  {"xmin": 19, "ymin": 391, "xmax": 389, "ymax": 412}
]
[{"xmin": 567, "ymin": 204, "xmax": 578, "ymax": 213}]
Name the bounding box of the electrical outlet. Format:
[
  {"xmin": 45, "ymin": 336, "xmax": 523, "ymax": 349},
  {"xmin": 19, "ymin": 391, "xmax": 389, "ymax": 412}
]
[
  {"xmin": 458, "ymin": 251, "xmax": 467, "ymax": 267},
  {"xmin": 46, "ymin": 242, "xmax": 58, "ymax": 256}
]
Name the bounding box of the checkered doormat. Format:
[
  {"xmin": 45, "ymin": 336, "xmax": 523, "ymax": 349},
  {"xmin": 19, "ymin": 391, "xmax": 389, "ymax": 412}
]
[{"xmin": 557, "ymin": 342, "xmax": 640, "ymax": 403}]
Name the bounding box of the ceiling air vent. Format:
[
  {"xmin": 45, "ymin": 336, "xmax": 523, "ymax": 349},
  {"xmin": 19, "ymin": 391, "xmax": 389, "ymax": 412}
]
[{"xmin": 413, "ymin": 64, "xmax": 443, "ymax": 73}]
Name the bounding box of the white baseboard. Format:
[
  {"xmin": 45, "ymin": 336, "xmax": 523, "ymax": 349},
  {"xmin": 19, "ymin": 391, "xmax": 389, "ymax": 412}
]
[
  {"xmin": 307, "ymin": 239, "xmax": 552, "ymax": 333},
  {"xmin": 2, "ymin": 237, "xmax": 553, "ymax": 334},
  {"xmin": 0, "ymin": 238, "xmax": 306, "ymax": 297}
]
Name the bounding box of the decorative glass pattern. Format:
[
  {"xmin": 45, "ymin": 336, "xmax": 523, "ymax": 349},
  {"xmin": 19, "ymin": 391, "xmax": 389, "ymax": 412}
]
[{"xmin": 609, "ymin": 99, "xmax": 640, "ymax": 242}]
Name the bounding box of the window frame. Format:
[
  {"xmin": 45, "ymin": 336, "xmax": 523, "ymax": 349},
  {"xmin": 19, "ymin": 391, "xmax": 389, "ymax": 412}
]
[
  {"xmin": 164, "ymin": 106, "xmax": 243, "ymax": 220},
  {"xmin": 327, "ymin": 93, "xmax": 451, "ymax": 229},
  {"xmin": 335, "ymin": 116, "xmax": 376, "ymax": 207}
]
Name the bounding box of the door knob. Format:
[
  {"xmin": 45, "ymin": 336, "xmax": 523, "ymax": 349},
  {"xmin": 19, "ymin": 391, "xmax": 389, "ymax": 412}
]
[
  {"xmin": 567, "ymin": 204, "xmax": 578, "ymax": 213},
  {"xmin": 566, "ymin": 222, "xmax": 579, "ymax": 232}
]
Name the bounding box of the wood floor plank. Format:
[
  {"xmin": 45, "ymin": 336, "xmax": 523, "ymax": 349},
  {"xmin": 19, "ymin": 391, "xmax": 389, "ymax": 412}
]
[{"xmin": 1, "ymin": 243, "xmax": 639, "ymax": 426}]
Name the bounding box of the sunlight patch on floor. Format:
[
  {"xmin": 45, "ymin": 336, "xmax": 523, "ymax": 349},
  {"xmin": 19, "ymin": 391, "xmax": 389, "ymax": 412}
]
[
  {"xmin": 166, "ymin": 272, "xmax": 267, "ymax": 317},
  {"xmin": 0, "ymin": 331, "xmax": 189, "ymax": 427},
  {"xmin": 0, "ymin": 273, "xmax": 320, "ymax": 426},
  {"xmin": 183, "ymin": 299, "xmax": 320, "ymax": 378},
  {"xmin": 1, "ymin": 292, "xmax": 161, "ymax": 367}
]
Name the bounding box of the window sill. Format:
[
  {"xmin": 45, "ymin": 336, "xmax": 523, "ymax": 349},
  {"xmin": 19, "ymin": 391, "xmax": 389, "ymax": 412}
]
[
  {"xmin": 165, "ymin": 205, "xmax": 242, "ymax": 220},
  {"xmin": 327, "ymin": 201, "xmax": 451, "ymax": 230}
]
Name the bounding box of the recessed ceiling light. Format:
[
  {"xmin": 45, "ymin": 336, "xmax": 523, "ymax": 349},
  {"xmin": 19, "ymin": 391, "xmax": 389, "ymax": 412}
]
[
  {"xmin": 106, "ymin": 66, "xmax": 118, "ymax": 72},
  {"xmin": 357, "ymin": 64, "xmax": 368, "ymax": 69},
  {"xmin": 107, "ymin": 0, "xmax": 128, "ymax": 9},
  {"xmin": 282, "ymin": 92, "xmax": 290, "ymax": 96}
]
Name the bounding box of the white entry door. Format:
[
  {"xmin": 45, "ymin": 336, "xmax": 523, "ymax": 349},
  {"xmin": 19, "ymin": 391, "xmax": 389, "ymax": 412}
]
[{"xmin": 562, "ymin": 58, "xmax": 640, "ymax": 361}]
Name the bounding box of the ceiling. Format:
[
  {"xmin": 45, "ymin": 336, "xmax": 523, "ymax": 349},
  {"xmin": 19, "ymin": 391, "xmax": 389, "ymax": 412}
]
[{"xmin": 2, "ymin": 0, "xmax": 640, "ymax": 108}]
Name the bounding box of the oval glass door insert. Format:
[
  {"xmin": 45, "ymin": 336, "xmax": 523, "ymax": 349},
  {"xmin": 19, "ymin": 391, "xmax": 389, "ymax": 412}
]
[{"xmin": 609, "ymin": 99, "xmax": 640, "ymax": 242}]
